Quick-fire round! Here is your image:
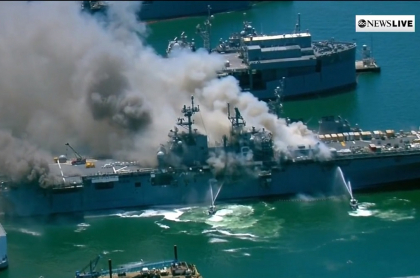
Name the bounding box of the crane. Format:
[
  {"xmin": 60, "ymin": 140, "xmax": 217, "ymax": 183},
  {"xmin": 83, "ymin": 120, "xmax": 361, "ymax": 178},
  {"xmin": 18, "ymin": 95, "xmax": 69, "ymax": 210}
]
[
  {"xmin": 65, "ymin": 143, "xmax": 87, "ymax": 165},
  {"xmin": 76, "ymin": 255, "xmax": 102, "ymax": 278}
]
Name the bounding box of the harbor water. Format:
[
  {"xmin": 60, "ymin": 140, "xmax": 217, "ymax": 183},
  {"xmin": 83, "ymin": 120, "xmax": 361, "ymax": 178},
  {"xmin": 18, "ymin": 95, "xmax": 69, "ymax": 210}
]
[{"xmin": 2, "ymin": 1, "xmax": 420, "ymax": 277}]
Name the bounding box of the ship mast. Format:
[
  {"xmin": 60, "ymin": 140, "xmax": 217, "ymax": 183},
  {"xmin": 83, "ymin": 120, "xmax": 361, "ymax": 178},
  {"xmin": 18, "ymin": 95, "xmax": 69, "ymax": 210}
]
[
  {"xmin": 294, "ymin": 13, "xmax": 301, "ymax": 34},
  {"xmin": 227, "ymin": 103, "xmax": 246, "ymax": 135},
  {"xmin": 177, "ymin": 95, "xmax": 200, "ymax": 135},
  {"xmin": 196, "ymin": 5, "xmax": 213, "ymax": 53},
  {"xmin": 268, "ymin": 77, "xmax": 285, "ymax": 118}
]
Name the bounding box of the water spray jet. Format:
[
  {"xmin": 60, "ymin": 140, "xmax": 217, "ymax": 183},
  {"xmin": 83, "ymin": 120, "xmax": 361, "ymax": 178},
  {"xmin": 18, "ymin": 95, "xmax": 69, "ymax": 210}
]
[
  {"xmin": 337, "ymin": 167, "xmax": 358, "ymax": 210},
  {"xmin": 208, "ymin": 179, "xmax": 223, "ymax": 215}
]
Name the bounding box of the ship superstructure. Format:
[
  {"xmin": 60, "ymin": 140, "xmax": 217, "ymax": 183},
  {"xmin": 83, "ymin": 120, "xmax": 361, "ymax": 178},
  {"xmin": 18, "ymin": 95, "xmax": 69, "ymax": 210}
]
[
  {"xmin": 166, "ymin": 32, "xmax": 197, "ymax": 57},
  {"xmin": 2, "ymin": 93, "xmax": 420, "ymax": 217},
  {"xmin": 166, "ymin": 16, "xmax": 257, "ymax": 57},
  {"xmin": 212, "ymin": 19, "xmax": 259, "ymax": 54}
]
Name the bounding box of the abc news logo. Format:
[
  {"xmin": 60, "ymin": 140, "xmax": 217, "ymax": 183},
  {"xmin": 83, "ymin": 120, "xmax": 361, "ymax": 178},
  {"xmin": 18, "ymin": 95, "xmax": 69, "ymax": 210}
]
[
  {"xmin": 358, "ymin": 19, "xmax": 413, "ymax": 28},
  {"xmin": 355, "ymin": 15, "xmax": 415, "ymax": 32},
  {"xmin": 358, "ymin": 20, "xmax": 366, "ymax": 28}
]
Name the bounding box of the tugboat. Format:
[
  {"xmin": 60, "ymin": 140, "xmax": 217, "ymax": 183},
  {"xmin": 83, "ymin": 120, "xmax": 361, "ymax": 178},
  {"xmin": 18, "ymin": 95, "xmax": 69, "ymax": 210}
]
[{"xmin": 349, "ymin": 198, "xmax": 359, "ymax": 210}]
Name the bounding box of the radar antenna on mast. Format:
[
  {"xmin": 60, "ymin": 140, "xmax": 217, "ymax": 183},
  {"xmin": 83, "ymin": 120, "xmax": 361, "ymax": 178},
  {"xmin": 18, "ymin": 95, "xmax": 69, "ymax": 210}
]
[
  {"xmin": 177, "ymin": 95, "xmax": 200, "ymax": 135},
  {"xmin": 227, "ymin": 103, "xmax": 246, "ymax": 134},
  {"xmin": 268, "ymin": 77, "xmax": 285, "ymax": 118},
  {"xmin": 196, "ymin": 5, "xmax": 214, "ymax": 53}
]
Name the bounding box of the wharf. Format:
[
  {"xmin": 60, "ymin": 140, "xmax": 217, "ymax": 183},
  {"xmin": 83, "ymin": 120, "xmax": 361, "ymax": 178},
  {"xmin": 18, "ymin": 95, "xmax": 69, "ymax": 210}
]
[{"xmin": 355, "ymin": 60, "xmax": 381, "ymax": 73}]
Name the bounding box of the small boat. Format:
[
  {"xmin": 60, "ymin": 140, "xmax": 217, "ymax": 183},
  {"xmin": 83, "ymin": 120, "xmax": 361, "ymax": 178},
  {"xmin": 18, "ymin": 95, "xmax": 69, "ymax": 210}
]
[
  {"xmin": 208, "ymin": 205, "xmax": 217, "ymax": 215},
  {"xmin": 208, "ymin": 179, "xmax": 221, "ymax": 216},
  {"xmin": 349, "ymin": 198, "xmax": 358, "ymax": 210}
]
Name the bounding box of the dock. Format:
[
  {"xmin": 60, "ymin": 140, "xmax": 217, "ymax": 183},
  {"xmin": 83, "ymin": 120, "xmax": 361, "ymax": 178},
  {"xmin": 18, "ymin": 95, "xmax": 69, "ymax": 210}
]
[{"xmin": 355, "ymin": 59, "xmax": 381, "ymax": 73}]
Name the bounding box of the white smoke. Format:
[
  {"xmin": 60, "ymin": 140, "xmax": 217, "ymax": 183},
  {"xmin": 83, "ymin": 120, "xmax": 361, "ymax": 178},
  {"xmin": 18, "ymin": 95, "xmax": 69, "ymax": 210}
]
[{"xmin": 0, "ymin": 1, "xmax": 329, "ymax": 187}]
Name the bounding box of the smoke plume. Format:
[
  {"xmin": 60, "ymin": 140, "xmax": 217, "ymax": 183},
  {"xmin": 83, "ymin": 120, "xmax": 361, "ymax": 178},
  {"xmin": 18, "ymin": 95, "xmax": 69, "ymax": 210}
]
[{"xmin": 0, "ymin": 1, "xmax": 328, "ymax": 187}]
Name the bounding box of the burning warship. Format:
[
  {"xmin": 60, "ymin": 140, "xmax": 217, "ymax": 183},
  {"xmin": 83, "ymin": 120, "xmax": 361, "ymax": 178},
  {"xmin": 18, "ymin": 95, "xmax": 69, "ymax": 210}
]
[{"xmin": 2, "ymin": 84, "xmax": 420, "ymax": 217}]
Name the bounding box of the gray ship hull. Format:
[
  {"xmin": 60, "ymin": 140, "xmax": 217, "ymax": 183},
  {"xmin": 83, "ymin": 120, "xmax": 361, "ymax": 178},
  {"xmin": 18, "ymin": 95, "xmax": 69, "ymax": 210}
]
[
  {"xmin": 252, "ymin": 50, "xmax": 357, "ymax": 100},
  {"xmin": 139, "ymin": 1, "xmax": 253, "ymax": 21},
  {"xmin": 218, "ymin": 33, "xmax": 357, "ymax": 100},
  {"xmin": 2, "ymin": 151, "xmax": 420, "ymax": 217}
]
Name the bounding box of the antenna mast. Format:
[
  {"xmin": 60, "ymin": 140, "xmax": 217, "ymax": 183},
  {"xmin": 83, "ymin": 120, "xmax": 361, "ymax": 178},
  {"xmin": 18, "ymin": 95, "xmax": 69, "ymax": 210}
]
[
  {"xmin": 196, "ymin": 5, "xmax": 213, "ymax": 53},
  {"xmin": 268, "ymin": 77, "xmax": 285, "ymax": 118},
  {"xmin": 295, "ymin": 13, "xmax": 301, "ymax": 34},
  {"xmin": 177, "ymin": 96, "xmax": 200, "ymax": 135},
  {"xmin": 227, "ymin": 103, "xmax": 246, "ymax": 134}
]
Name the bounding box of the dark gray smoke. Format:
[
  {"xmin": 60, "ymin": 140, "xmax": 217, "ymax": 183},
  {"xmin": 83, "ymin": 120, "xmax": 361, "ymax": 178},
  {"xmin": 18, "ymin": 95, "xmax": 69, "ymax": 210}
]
[
  {"xmin": 84, "ymin": 52, "xmax": 152, "ymax": 131},
  {"xmin": 0, "ymin": 1, "xmax": 328, "ymax": 188},
  {"xmin": 0, "ymin": 1, "xmax": 225, "ymax": 186},
  {"xmin": 0, "ymin": 130, "xmax": 54, "ymax": 187}
]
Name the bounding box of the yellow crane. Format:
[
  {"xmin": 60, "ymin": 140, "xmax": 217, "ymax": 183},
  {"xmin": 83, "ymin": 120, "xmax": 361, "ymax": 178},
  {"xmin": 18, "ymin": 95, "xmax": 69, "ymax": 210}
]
[{"xmin": 65, "ymin": 143, "xmax": 87, "ymax": 165}]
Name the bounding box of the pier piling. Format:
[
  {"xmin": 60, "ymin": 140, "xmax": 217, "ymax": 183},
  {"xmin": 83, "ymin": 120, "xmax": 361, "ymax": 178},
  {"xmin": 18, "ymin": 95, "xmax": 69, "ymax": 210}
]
[{"xmin": 108, "ymin": 259, "xmax": 112, "ymax": 278}]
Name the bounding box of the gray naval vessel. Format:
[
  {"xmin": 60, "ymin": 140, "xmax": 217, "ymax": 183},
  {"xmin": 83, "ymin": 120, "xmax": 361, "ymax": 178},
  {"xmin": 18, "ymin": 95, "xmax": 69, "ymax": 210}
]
[
  {"xmin": 2, "ymin": 92, "xmax": 420, "ymax": 217},
  {"xmin": 167, "ymin": 13, "xmax": 357, "ymax": 100},
  {"xmin": 81, "ymin": 1, "xmax": 254, "ymax": 22}
]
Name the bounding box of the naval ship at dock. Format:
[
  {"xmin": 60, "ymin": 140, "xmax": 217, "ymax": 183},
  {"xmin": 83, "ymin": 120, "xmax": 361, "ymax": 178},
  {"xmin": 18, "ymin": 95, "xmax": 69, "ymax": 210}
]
[
  {"xmin": 167, "ymin": 13, "xmax": 357, "ymax": 100},
  {"xmin": 81, "ymin": 1, "xmax": 255, "ymax": 22},
  {"xmin": 2, "ymin": 93, "xmax": 420, "ymax": 217}
]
